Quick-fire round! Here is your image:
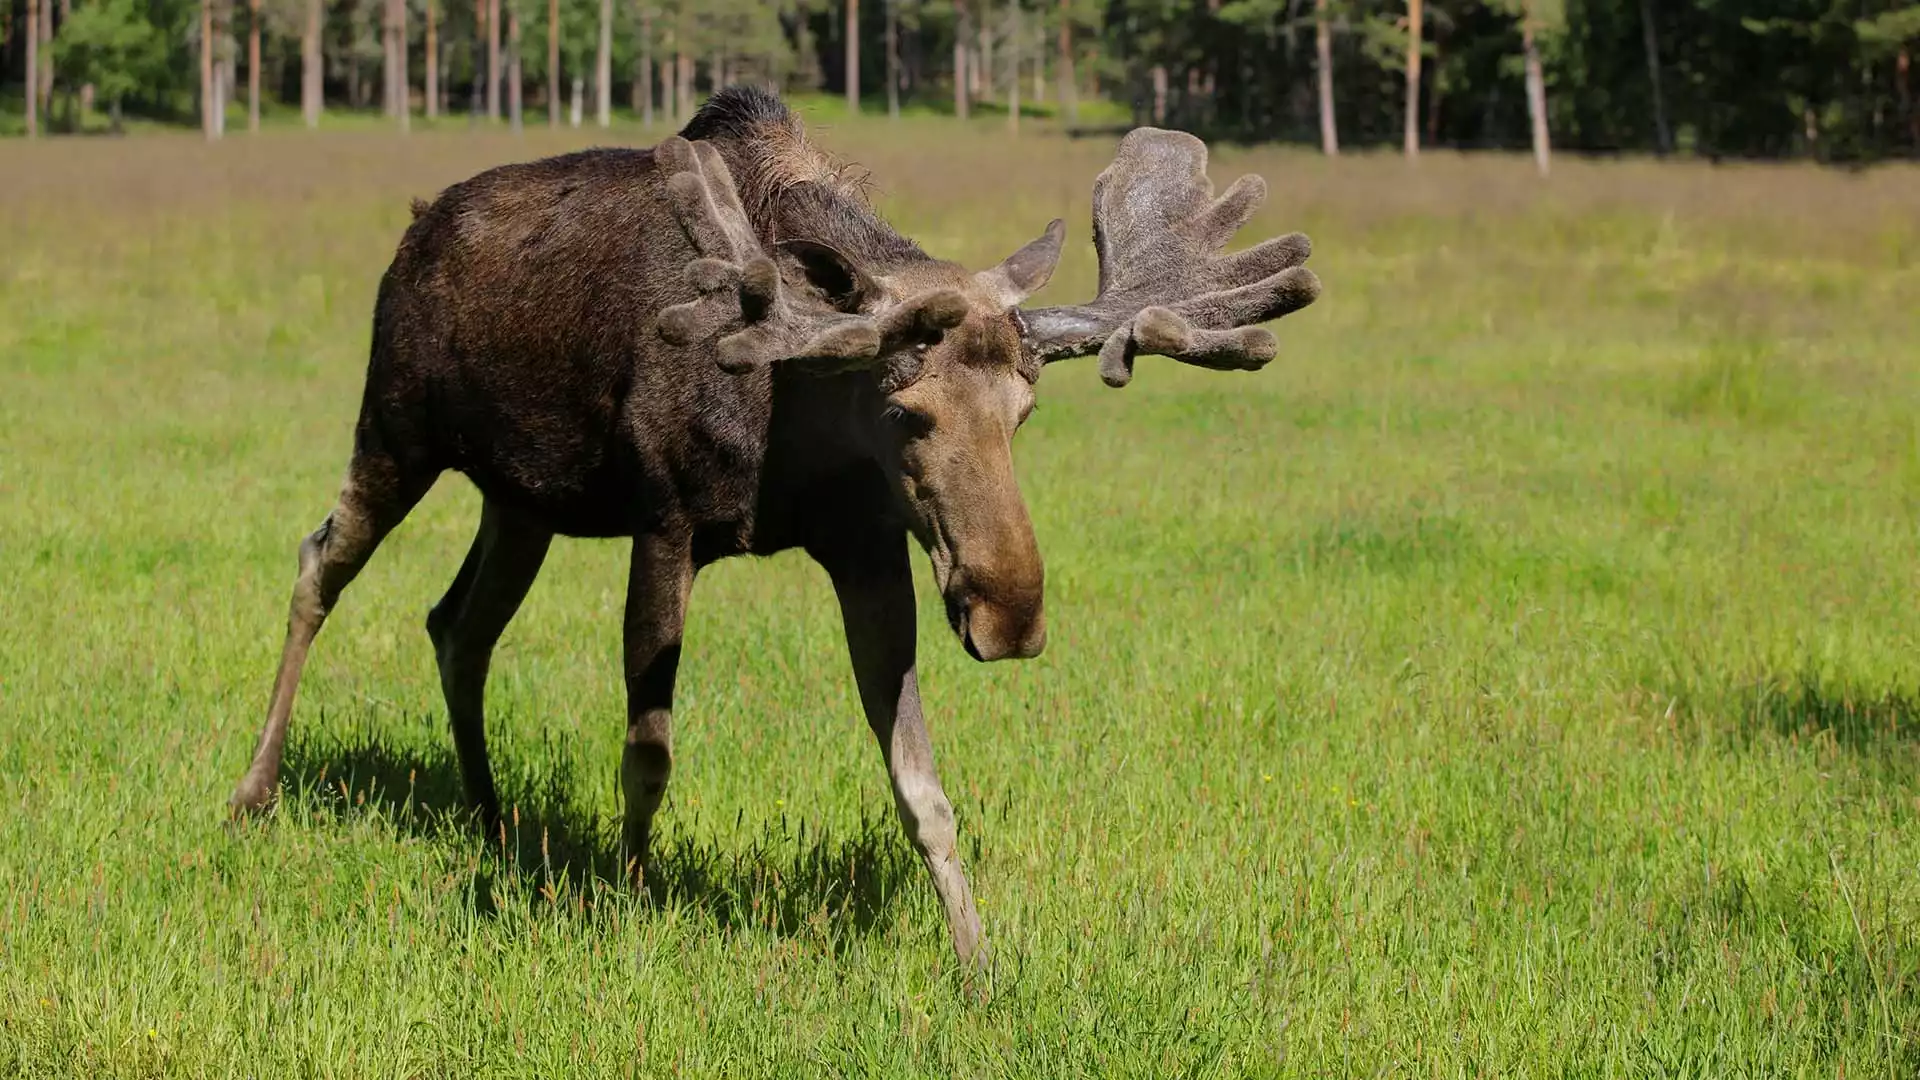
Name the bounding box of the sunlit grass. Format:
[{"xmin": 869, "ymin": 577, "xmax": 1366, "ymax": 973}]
[{"xmin": 1, "ymin": 125, "xmax": 1917, "ymax": 1077}]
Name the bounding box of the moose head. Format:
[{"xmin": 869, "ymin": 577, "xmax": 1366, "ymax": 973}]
[{"xmin": 654, "ymin": 133, "xmax": 1322, "ymax": 663}]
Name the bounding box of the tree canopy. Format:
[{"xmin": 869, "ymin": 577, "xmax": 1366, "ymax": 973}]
[{"xmin": 5, "ymin": 0, "xmax": 1916, "ymax": 160}]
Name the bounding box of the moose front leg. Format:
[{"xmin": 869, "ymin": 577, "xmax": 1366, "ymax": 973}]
[
  {"xmin": 821, "ymin": 534, "xmax": 985, "ymax": 967},
  {"xmin": 621, "ymin": 532, "xmax": 692, "ymax": 888}
]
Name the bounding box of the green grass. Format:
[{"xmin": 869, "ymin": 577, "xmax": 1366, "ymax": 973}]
[{"xmin": 1, "ymin": 124, "xmax": 1918, "ymax": 1077}]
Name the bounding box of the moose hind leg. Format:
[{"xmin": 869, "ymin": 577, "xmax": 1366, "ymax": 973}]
[
  {"xmin": 229, "ymin": 453, "xmax": 432, "ymax": 816},
  {"xmin": 425, "ymin": 499, "xmax": 552, "ymax": 832}
]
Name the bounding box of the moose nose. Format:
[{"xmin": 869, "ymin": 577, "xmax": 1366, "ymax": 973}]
[{"xmin": 950, "ymin": 592, "xmax": 1046, "ymax": 663}]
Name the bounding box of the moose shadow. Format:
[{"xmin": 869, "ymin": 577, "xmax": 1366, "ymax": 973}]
[
  {"xmin": 279, "ymin": 727, "xmax": 919, "ymax": 939},
  {"xmin": 1671, "ymin": 671, "xmax": 1920, "ymax": 778},
  {"xmin": 1730, "ymin": 675, "xmax": 1920, "ymax": 752}
]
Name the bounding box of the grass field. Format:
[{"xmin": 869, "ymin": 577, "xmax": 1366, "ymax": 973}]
[{"xmin": 2, "ymin": 114, "xmax": 1918, "ymax": 1076}]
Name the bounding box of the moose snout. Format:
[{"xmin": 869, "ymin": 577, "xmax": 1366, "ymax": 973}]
[{"xmin": 946, "ymin": 580, "xmax": 1046, "ymax": 663}]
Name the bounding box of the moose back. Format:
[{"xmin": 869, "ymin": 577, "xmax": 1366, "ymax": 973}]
[{"xmin": 226, "ymin": 86, "xmax": 1322, "ymax": 965}]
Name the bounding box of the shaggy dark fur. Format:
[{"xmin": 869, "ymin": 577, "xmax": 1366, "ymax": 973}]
[
  {"xmin": 226, "ymin": 87, "xmax": 1322, "ymax": 969},
  {"xmin": 360, "ymin": 88, "xmax": 922, "ymax": 551}
]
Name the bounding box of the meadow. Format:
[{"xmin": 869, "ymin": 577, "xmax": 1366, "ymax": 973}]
[{"xmin": 1, "ymin": 112, "xmax": 1917, "ymax": 1077}]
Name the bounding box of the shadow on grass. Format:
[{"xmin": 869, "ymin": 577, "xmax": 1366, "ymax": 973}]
[
  {"xmin": 279, "ymin": 730, "xmax": 918, "ymax": 940},
  {"xmin": 1657, "ymin": 670, "xmax": 1920, "ymax": 775},
  {"xmin": 1731, "ymin": 675, "xmax": 1920, "ymax": 752}
]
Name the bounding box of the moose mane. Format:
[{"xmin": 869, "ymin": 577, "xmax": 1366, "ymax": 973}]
[{"xmin": 679, "ymin": 86, "xmax": 926, "ymax": 272}]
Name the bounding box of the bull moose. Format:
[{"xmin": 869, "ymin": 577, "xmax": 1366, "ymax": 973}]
[{"xmin": 227, "ymin": 87, "xmax": 1322, "ymax": 965}]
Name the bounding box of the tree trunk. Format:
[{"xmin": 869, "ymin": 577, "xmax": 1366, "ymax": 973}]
[
  {"xmin": 383, "ymin": 28, "xmax": 397, "ymax": 119},
  {"xmin": 1201, "ymin": 0, "xmax": 1219, "ymax": 129},
  {"xmin": 395, "ymin": 0, "xmax": 405, "ymax": 119},
  {"xmin": 486, "ymin": 0, "xmax": 500, "ymax": 119},
  {"xmin": 24, "ymin": 0, "xmax": 36, "ymax": 137},
  {"xmin": 1151, "ymin": 64, "xmax": 1167, "ymax": 125},
  {"xmin": 1404, "ymin": 0, "xmax": 1421, "ymax": 158},
  {"xmin": 382, "ymin": 0, "xmax": 395, "ymax": 116},
  {"xmin": 571, "ymin": 75, "xmax": 583, "ymax": 126},
  {"xmin": 508, "ymin": 8, "xmax": 523, "ymax": 131},
  {"xmin": 1427, "ymin": 25, "xmax": 1443, "ymax": 146},
  {"xmin": 38, "ymin": 0, "xmax": 53, "ymax": 120},
  {"xmin": 638, "ymin": 7, "xmax": 653, "ymax": 125},
  {"xmin": 1901, "ymin": 47, "xmax": 1915, "ymax": 151},
  {"xmin": 400, "ymin": 0, "xmax": 412, "ymax": 129},
  {"xmin": 1006, "ymin": 2, "xmax": 1019, "ymax": 133},
  {"xmin": 845, "ymin": 0, "xmax": 859, "ymax": 113},
  {"xmin": 248, "ymin": 0, "xmax": 260, "ymax": 132},
  {"xmin": 1033, "ymin": 19, "xmax": 1044, "ymax": 104},
  {"xmin": 426, "ymin": 0, "xmax": 439, "ymax": 119},
  {"xmin": 677, "ymin": 51, "xmax": 691, "ymax": 121},
  {"xmin": 547, "ymin": 0, "xmax": 559, "ymax": 127},
  {"xmin": 662, "ymin": 38, "xmax": 676, "ymax": 123},
  {"xmin": 201, "ymin": 0, "xmax": 216, "ymax": 138},
  {"xmin": 391, "ymin": 0, "xmax": 409, "ymax": 130},
  {"xmin": 596, "ymin": 0, "xmax": 611, "ymax": 126},
  {"xmin": 469, "ymin": 0, "xmax": 483, "ymax": 120},
  {"xmin": 953, "ymin": 0, "xmax": 969, "ymax": 120},
  {"xmin": 400, "ymin": 0, "xmax": 411, "ymax": 130},
  {"xmin": 1522, "ymin": 15, "xmax": 1549, "ymax": 176},
  {"xmin": 885, "ymin": 0, "xmax": 900, "ymax": 119},
  {"xmin": 213, "ymin": 0, "xmax": 229, "ymax": 138},
  {"xmin": 1058, "ymin": 0, "xmax": 1075, "ymax": 124},
  {"xmin": 977, "ymin": 12, "xmax": 991, "ymax": 103},
  {"xmin": 303, "ymin": 0, "xmax": 322, "ymax": 127},
  {"xmin": 1638, "ymin": 0, "xmax": 1669, "ymax": 154},
  {"xmin": 402, "ymin": 0, "xmax": 411, "ymax": 129}
]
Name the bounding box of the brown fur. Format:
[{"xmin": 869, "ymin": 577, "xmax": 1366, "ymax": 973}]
[
  {"xmin": 684, "ymin": 97, "xmax": 873, "ymax": 222},
  {"xmin": 225, "ymin": 87, "xmax": 1319, "ymax": 969},
  {"xmin": 227, "ymin": 89, "xmax": 1041, "ymax": 968}
]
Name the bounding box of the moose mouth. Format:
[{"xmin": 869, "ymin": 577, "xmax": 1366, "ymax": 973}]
[
  {"xmin": 945, "ymin": 590, "xmax": 986, "ymax": 663},
  {"xmin": 919, "ymin": 513, "xmax": 1048, "ymax": 661},
  {"xmin": 916, "ymin": 509, "xmax": 985, "ymax": 660},
  {"xmin": 941, "ymin": 580, "xmax": 1046, "ymax": 663}
]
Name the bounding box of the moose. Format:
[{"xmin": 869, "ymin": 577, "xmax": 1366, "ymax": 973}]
[{"xmin": 227, "ymin": 86, "xmax": 1322, "ymax": 965}]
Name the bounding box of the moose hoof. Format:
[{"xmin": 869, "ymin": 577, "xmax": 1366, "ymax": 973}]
[{"xmin": 227, "ymin": 780, "xmax": 276, "ymax": 820}]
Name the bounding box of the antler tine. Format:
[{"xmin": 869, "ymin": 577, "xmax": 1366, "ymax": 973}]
[
  {"xmin": 654, "ymin": 137, "xmax": 882, "ymax": 374},
  {"xmin": 1019, "ymin": 128, "xmax": 1322, "ymax": 388}
]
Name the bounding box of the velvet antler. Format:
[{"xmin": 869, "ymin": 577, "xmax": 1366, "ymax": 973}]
[
  {"xmin": 654, "ymin": 137, "xmax": 885, "ymax": 373},
  {"xmin": 1019, "ymin": 128, "xmax": 1322, "ymax": 388},
  {"xmin": 654, "ymin": 136, "xmax": 968, "ymax": 377}
]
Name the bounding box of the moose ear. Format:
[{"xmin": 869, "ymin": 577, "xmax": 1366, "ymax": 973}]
[
  {"xmin": 774, "ymin": 239, "xmax": 880, "ymax": 313},
  {"xmin": 976, "ymin": 219, "xmax": 1066, "ymax": 308}
]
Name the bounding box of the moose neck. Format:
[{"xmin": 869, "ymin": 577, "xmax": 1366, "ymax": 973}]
[
  {"xmin": 677, "ymin": 83, "xmax": 934, "ymax": 279},
  {"xmin": 760, "ymin": 180, "xmax": 927, "ymax": 274},
  {"xmin": 751, "ymin": 365, "xmax": 902, "ymax": 556}
]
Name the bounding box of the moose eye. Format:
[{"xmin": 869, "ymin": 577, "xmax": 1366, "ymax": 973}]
[{"xmin": 882, "ymin": 404, "xmax": 935, "ymax": 436}]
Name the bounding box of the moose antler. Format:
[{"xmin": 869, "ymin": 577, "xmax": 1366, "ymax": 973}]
[
  {"xmin": 655, "ymin": 136, "xmax": 968, "ymax": 376},
  {"xmin": 655, "ymin": 137, "xmax": 880, "ymax": 373},
  {"xmin": 1019, "ymin": 128, "xmax": 1322, "ymax": 388}
]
